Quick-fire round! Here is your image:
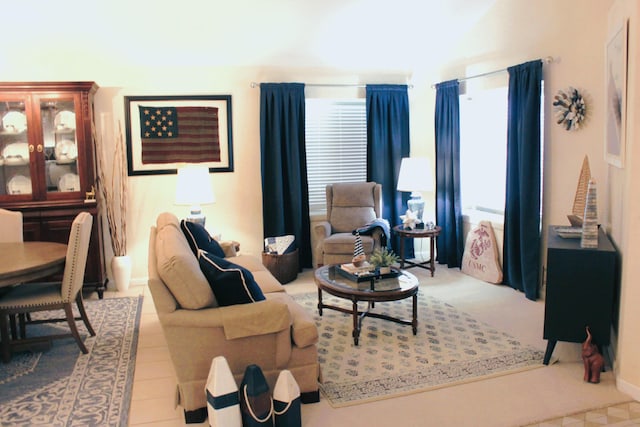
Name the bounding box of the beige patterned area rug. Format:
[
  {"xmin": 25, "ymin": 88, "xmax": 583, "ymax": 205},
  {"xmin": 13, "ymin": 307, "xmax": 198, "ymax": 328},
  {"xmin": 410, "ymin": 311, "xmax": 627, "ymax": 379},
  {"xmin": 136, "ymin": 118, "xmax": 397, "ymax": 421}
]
[{"xmin": 293, "ymin": 292, "xmax": 545, "ymax": 407}]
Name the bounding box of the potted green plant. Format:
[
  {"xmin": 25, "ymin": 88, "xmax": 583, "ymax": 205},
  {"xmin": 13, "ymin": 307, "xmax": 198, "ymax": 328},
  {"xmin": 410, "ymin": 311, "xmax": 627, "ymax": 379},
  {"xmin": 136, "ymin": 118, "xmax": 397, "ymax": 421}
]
[{"xmin": 369, "ymin": 247, "xmax": 399, "ymax": 274}]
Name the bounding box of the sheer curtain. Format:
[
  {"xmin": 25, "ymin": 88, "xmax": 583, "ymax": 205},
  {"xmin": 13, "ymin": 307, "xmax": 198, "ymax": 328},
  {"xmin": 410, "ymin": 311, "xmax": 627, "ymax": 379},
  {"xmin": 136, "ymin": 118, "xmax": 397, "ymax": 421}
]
[
  {"xmin": 259, "ymin": 83, "xmax": 312, "ymax": 268},
  {"xmin": 366, "ymin": 84, "xmax": 411, "ymax": 255},
  {"xmin": 503, "ymin": 60, "xmax": 543, "ymax": 300},
  {"xmin": 434, "ymin": 80, "xmax": 464, "ymax": 268}
]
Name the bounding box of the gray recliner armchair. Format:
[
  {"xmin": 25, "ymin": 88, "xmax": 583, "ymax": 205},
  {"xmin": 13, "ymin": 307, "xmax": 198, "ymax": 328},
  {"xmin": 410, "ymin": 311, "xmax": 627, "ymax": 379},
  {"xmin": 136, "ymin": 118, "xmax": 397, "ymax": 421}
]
[{"xmin": 314, "ymin": 182, "xmax": 386, "ymax": 267}]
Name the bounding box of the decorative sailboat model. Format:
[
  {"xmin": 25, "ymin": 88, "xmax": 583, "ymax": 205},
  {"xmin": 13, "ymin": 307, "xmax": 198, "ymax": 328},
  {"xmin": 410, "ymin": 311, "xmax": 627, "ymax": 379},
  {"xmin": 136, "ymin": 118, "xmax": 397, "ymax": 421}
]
[{"xmin": 567, "ymin": 156, "xmax": 591, "ymax": 227}]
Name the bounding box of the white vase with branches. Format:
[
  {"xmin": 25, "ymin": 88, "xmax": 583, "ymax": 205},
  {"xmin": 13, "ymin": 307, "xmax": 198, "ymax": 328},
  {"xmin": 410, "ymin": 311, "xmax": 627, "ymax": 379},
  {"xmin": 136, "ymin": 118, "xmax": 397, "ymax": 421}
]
[{"xmin": 95, "ymin": 119, "xmax": 129, "ymax": 291}]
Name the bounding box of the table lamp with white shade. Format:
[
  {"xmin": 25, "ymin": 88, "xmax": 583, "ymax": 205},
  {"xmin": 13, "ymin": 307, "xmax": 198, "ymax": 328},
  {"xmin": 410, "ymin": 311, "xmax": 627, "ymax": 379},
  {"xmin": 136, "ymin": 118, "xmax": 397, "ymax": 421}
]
[
  {"xmin": 396, "ymin": 157, "xmax": 434, "ymax": 227},
  {"xmin": 175, "ymin": 165, "xmax": 215, "ymax": 226}
]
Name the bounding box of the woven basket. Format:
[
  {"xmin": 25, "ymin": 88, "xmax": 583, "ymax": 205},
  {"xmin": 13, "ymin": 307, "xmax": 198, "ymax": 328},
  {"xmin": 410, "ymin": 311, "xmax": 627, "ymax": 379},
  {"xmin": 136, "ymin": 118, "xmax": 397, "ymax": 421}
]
[{"xmin": 261, "ymin": 248, "xmax": 299, "ymax": 284}]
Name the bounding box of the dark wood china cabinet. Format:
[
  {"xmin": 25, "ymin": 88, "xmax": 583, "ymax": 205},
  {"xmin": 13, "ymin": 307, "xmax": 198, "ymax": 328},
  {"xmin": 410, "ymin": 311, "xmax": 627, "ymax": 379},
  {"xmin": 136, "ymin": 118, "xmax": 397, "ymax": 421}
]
[{"xmin": 0, "ymin": 81, "xmax": 106, "ymax": 297}]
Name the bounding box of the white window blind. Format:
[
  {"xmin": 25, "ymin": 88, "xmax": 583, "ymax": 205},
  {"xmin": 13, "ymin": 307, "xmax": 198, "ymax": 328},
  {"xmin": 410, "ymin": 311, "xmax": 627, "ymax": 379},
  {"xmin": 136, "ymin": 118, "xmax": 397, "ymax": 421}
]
[{"xmin": 305, "ymin": 98, "xmax": 367, "ymax": 213}]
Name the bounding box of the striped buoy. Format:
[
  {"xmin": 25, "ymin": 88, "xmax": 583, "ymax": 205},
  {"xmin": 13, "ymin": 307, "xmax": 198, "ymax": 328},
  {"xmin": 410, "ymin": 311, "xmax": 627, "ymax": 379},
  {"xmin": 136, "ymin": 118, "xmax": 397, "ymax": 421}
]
[
  {"xmin": 353, "ymin": 232, "xmax": 365, "ymax": 258},
  {"xmin": 273, "ymin": 370, "xmax": 301, "ymax": 427},
  {"xmin": 206, "ymin": 356, "xmax": 242, "ymax": 427}
]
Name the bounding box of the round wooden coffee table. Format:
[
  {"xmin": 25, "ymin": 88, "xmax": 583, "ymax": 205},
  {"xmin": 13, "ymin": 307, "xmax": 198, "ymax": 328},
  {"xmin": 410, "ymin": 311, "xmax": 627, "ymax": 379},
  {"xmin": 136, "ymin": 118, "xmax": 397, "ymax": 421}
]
[{"xmin": 314, "ymin": 265, "xmax": 419, "ymax": 345}]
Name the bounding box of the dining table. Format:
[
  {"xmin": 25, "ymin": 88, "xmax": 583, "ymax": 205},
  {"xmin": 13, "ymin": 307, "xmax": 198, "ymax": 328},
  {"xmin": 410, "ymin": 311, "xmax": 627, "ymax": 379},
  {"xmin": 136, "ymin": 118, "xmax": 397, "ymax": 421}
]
[{"xmin": 0, "ymin": 241, "xmax": 68, "ymax": 287}]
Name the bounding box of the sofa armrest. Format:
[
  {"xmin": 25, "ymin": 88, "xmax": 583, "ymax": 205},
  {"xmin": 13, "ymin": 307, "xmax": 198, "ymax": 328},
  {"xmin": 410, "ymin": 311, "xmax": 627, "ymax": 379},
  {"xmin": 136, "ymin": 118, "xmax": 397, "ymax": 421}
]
[
  {"xmin": 267, "ymin": 293, "xmax": 318, "ymax": 348},
  {"xmin": 314, "ymin": 221, "xmax": 331, "ymax": 266},
  {"xmin": 220, "ymin": 240, "xmax": 240, "ymax": 257},
  {"xmin": 159, "ymin": 299, "xmax": 291, "ymax": 340},
  {"xmin": 158, "ymin": 300, "xmax": 294, "ymax": 390},
  {"xmin": 313, "ymin": 221, "xmax": 331, "ymax": 240}
]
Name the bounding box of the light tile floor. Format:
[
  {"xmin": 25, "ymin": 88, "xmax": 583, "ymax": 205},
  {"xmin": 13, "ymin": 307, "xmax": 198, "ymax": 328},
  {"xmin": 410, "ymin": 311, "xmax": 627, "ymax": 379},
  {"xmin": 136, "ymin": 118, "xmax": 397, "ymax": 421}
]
[
  {"xmin": 117, "ymin": 285, "xmax": 193, "ymax": 426},
  {"xmin": 113, "ymin": 280, "xmax": 638, "ymax": 427},
  {"xmin": 523, "ymin": 401, "xmax": 640, "ymax": 426}
]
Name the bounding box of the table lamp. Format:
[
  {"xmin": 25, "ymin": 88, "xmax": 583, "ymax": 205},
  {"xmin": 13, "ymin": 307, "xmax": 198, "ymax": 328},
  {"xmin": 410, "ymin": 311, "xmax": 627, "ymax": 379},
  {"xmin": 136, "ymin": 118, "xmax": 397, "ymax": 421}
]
[
  {"xmin": 175, "ymin": 165, "xmax": 215, "ymax": 226},
  {"xmin": 396, "ymin": 157, "xmax": 434, "ymax": 225}
]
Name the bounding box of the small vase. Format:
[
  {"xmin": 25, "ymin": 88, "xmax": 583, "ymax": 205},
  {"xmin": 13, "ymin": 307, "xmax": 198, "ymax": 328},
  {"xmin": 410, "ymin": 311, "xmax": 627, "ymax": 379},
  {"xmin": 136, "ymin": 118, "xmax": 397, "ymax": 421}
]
[{"xmin": 111, "ymin": 255, "xmax": 132, "ymax": 292}]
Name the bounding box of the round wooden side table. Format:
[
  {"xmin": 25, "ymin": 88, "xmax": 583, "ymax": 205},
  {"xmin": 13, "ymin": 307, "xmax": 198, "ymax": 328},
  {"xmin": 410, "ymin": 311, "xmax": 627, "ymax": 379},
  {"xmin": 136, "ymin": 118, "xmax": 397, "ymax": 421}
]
[{"xmin": 392, "ymin": 224, "xmax": 441, "ymax": 277}]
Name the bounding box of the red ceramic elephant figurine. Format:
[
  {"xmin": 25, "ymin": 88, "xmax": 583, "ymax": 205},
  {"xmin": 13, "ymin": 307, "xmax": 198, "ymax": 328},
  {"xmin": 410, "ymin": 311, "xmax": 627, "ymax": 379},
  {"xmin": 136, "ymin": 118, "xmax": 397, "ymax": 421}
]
[{"xmin": 582, "ymin": 326, "xmax": 605, "ymax": 384}]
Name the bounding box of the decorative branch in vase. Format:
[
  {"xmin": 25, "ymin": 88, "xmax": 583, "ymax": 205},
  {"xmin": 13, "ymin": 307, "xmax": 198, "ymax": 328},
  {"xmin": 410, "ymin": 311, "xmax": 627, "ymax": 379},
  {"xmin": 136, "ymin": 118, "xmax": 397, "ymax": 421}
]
[{"xmin": 95, "ymin": 120, "xmax": 130, "ymax": 291}]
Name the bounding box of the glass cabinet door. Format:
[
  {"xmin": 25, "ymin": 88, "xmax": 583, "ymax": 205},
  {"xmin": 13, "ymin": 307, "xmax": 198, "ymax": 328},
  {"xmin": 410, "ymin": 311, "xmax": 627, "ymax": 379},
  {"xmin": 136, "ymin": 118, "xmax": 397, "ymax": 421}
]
[
  {"xmin": 0, "ymin": 99, "xmax": 32, "ymax": 197},
  {"xmin": 39, "ymin": 98, "xmax": 80, "ymax": 195}
]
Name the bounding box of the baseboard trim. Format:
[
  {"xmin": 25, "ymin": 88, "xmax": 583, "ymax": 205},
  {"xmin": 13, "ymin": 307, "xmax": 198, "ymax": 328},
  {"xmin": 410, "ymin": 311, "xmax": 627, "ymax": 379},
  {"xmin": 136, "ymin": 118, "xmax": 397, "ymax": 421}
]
[{"xmin": 616, "ymin": 376, "xmax": 640, "ymax": 401}]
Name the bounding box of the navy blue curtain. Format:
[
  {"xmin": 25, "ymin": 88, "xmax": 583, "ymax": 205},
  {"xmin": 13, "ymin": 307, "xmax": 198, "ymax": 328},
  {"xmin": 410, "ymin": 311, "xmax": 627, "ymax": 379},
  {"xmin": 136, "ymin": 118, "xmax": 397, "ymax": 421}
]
[
  {"xmin": 366, "ymin": 85, "xmax": 411, "ymax": 256},
  {"xmin": 503, "ymin": 60, "xmax": 543, "ymax": 300},
  {"xmin": 259, "ymin": 83, "xmax": 312, "ymax": 268},
  {"xmin": 434, "ymin": 80, "xmax": 463, "ymax": 268}
]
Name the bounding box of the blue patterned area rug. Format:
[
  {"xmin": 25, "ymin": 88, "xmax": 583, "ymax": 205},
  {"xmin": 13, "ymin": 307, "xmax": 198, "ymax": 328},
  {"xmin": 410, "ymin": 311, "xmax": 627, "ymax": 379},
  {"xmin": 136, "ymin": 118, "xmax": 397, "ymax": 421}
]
[
  {"xmin": 0, "ymin": 296, "xmax": 142, "ymax": 426},
  {"xmin": 293, "ymin": 292, "xmax": 545, "ymax": 407}
]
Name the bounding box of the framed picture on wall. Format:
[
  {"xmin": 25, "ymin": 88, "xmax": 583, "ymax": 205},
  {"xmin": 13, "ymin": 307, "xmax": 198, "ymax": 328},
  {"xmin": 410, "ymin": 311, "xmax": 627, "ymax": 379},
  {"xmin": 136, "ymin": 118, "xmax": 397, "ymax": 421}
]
[
  {"xmin": 604, "ymin": 19, "xmax": 628, "ymax": 168},
  {"xmin": 124, "ymin": 95, "xmax": 233, "ymax": 176}
]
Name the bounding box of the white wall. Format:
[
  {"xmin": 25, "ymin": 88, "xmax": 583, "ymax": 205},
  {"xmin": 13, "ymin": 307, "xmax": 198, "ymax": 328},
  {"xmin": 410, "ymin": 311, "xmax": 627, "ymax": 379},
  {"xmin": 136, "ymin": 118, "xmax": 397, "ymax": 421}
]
[
  {"xmin": 2, "ymin": 0, "xmax": 638, "ymax": 398},
  {"xmin": 608, "ymin": 0, "xmax": 640, "ymax": 402}
]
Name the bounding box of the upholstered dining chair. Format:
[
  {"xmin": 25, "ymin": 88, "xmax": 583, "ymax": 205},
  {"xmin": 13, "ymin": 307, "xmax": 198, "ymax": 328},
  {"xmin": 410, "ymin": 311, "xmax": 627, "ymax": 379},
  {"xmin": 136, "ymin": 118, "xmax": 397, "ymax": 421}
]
[
  {"xmin": 0, "ymin": 212, "xmax": 95, "ymax": 363},
  {"xmin": 0, "ymin": 208, "xmax": 23, "ymax": 243},
  {"xmin": 313, "ymin": 182, "xmax": 388, "ymax": 267},
  {"xmin": 0, "ymin": 208, "xmax": 24, "ymax": 337}
]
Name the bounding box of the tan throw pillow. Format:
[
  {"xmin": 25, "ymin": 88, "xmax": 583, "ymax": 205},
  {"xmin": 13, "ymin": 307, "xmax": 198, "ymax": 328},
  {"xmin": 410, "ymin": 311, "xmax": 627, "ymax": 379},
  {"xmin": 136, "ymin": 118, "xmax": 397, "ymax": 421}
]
[{"xmin": 156, "ymin": 221, "xmax": 216, "ymax": 309}]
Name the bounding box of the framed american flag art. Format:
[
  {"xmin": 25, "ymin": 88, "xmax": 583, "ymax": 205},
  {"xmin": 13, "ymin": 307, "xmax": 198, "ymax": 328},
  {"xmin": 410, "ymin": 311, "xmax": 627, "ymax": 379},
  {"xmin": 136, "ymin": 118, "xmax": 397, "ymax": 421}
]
[{"xmin": 124, "ymin": 95, "xmax": 233, "ymax": 176}]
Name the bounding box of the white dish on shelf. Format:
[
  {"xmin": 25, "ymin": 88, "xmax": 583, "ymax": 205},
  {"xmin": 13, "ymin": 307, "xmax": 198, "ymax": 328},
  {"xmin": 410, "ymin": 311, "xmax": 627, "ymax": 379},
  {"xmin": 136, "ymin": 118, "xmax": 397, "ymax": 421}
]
[
  {"xmin": 55, "ymin": 139, "xmax": 77, "ymax": 163},
  {"xmin": 7, "ymin": 174, "xmax": 32, "ymax": 195},
  {"xmin": 54, "ymin": 110, "xmax": 76, "ymax": 131},
  {"xmin": 58, "ymin": 172, "xmax": 80, "ymax": 192},
  {"xmin": 2, "ymin": 111, "xmax": 27, "ymax": 133},
  {"xmin": 2, "ymin": 142, "xmax": 29, "ymax": 165}
]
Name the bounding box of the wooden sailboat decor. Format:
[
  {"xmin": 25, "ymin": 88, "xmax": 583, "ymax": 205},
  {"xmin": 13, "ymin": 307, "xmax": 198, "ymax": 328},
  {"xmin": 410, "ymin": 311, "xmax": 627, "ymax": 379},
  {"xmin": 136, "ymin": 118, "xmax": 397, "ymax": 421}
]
[{"xmin": 568, "ymin": 155, "xmax": 591, "ymax": 227}]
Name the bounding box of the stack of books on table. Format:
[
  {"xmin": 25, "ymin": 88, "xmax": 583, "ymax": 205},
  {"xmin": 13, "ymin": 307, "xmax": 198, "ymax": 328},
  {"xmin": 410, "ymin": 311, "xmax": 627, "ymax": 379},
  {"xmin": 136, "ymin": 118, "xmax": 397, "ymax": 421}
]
[{"xmin": 337, "ymin": 262, "xmax": 375, "ymax": 282}]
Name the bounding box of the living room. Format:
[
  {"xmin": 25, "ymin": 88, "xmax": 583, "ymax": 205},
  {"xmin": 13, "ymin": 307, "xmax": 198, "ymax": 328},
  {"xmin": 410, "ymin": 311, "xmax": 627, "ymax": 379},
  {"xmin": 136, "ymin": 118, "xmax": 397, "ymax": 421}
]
[{"xmin": 1, "ymin": 0, "xmax": 639, "ymax": 425}]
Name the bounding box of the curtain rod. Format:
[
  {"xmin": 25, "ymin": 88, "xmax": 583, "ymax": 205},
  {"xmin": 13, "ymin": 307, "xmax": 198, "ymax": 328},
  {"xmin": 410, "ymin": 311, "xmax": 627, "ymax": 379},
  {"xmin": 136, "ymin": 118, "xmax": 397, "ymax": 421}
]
[
  {"xmin": 431, "ymin": 56, "xmax": 554, "ymax": 89},
  {"xmin": 250, "ymin": 82, "xmax": 413, "ymax": 89}
]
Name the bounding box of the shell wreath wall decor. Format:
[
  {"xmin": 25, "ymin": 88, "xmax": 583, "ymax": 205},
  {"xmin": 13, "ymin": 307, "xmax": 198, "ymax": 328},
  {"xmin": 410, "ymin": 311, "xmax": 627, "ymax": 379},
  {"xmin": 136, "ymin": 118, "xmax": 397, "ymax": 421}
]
[{"xmin": 553, "ymin": 87, "xmax": 587, "ymax": 131}]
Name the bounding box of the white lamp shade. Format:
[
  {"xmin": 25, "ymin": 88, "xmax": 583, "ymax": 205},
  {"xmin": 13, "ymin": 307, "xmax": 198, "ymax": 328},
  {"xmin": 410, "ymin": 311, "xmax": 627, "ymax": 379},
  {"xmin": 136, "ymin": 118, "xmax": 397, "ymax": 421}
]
[
  {"xmin": 396, "ymin": 157, "xmax": 434, "ymax": 192},
  {"xmin": 175, "ymin": 165, "xmax": 215, "ymax": 206}
]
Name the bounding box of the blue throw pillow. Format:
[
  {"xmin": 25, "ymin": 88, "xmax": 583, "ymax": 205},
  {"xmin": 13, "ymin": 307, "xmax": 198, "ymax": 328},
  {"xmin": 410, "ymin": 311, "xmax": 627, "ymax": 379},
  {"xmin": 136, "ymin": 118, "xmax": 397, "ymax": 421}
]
[
  {"xmin": 198, "ymin": 251, "xmax": 265, "ymax": 306},
  {"xmin": 181, "ymin": 219, "xmax": 226, "ymax": 258}
]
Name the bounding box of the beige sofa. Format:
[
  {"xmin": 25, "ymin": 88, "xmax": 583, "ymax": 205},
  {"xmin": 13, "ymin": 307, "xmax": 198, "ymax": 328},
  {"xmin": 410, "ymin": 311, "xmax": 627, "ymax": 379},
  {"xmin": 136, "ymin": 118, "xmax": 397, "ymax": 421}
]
[{"xmin": 147, "ymin": 213, "xmax": 320, "ymax": 423}]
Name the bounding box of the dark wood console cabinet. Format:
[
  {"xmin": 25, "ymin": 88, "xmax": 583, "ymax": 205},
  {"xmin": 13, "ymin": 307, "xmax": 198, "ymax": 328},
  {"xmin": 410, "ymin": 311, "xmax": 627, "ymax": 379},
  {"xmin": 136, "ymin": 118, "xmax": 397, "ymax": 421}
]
[
  {"xmin": 0, "ymin": 82, "xmax": 106, "ymax": 297},
  {"xmin": 543, "ymin": 226, "xmax": 617, "ymax": 364}
]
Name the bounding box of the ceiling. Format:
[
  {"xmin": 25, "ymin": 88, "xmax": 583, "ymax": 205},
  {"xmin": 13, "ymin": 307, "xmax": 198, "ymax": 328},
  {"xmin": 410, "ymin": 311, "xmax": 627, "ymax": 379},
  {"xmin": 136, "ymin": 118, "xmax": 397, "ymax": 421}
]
[{"xmin": 4, "ymin": 0, "xmax": 497, "ymax": 72}]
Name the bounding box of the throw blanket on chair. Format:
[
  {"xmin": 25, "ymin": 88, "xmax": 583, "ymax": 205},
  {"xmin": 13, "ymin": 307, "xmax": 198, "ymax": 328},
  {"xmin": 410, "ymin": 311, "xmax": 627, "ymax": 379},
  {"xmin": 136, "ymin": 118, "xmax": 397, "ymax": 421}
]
[{"xmin": 353, "ymin": 218, "xmax": 390, "ymax": 247}]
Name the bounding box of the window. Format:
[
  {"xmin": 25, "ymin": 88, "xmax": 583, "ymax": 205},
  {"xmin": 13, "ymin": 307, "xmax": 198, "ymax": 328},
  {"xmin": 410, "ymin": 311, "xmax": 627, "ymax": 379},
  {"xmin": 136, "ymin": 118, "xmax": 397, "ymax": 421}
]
[
  {"xmin": 305, "ymin": 98, "xmax": 367, "ymax": 213},
  {"xmin": 459, "ymin": 81, "xmax": 544, "ymax": 222},
  {"xmin": 459, "ymin": 85, "xmax": 508, "ymax": 218}
]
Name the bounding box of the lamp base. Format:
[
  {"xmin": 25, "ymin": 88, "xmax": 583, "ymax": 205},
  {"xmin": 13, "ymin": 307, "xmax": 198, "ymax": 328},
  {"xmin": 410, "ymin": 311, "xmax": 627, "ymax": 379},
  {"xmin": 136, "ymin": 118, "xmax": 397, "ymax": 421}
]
[
  {"xmin": 407, "ymin": 192, "xmax": 425, "ymax": 224},
  {"xmin": 186, "ymin": 207, "xmax": 206, "ymax": 227}
]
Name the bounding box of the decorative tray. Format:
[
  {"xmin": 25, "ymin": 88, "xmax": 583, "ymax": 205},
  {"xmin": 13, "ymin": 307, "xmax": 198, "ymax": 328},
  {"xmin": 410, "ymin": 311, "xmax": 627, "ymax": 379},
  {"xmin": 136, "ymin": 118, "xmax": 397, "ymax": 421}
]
[
  {"xmin": 336, "ymin": 265, "xmax": 401, "ymax": 283},
  {"xmin": 554, "ymin": 226, "xmax": 582, "ymax": 239}
]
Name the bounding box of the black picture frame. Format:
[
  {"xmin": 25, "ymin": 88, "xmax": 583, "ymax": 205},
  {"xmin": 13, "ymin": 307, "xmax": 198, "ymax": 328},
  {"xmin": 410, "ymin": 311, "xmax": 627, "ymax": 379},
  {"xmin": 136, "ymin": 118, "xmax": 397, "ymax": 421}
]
[{"xmin": 124, "ymin": 95, "xmax": 233, "ymax": 176}]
